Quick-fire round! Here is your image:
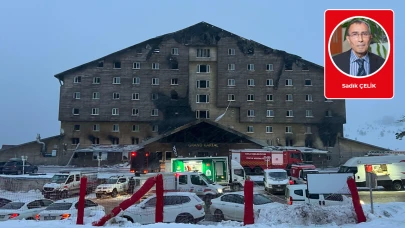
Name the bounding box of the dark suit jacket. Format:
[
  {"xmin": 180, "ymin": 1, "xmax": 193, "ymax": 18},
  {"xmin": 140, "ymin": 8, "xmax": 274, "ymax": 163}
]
[{"xmin": 332, "ymin": 49, "xmax": 385, "ymax": 75}]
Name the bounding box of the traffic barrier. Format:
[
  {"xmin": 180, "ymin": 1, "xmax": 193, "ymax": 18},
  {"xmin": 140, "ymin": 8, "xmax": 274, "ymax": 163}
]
[
  {"xmin": 243, "ymin": 180, "xmax": 254, "ymax": 225},
  {"xmin": 76, "ymin": 176, "xmax": 87, "ymax": 225},
  {"xmin": 347, "ymin": 176, "xmax": 366, "ymax": 223}
]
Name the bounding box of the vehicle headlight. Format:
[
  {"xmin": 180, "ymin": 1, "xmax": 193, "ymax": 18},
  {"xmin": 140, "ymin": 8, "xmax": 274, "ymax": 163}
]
[
  {"xmin": 218, "ymin": 188, "xmax": 223, "ymax": 194},
  {"xmin": 360, "ymin": 200, "xmax": 365, "ymax": 205}
]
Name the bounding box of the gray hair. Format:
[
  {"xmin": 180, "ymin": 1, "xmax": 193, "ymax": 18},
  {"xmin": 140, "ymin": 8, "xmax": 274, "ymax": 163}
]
[{"xmin": 346, "ymin": 19, "xmax": 371, "ymax": 35}]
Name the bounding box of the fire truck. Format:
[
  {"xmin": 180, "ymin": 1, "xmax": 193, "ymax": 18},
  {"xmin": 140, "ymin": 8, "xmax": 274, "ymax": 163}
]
[{"xmin": 230, "ymin": 148, "xmax": 303, "ymax": 175}]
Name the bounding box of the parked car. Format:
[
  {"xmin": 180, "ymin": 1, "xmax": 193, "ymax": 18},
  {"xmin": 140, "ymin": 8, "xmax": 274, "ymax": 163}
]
[
  {"xmin": 209, "ymin": 191, "xmax": 280, "ymax": 222},
  {"xmin": 0, "ymin": 198, "xmax": 12, "ymax": 208},
  {"xmin": 285, "ymin": 184, "xmax": 352, "ymax": 206},
  {"xmin": 0, "ymin": 161, "xmax": 7, "ymax": 174},
  {"xmin": 36, "ymin": 198, "xmax": 105, "ymax": 221},
  {"xmin": 0, "ymin": 198, "xmax": 53, "ymax": 221},
  {"xmin": 120, "ymin": 192, "xmax": 205, "ymax": 224},
  {"xmin": 2, "ymin": 159, "xmax": 38, "ymax": 175}
]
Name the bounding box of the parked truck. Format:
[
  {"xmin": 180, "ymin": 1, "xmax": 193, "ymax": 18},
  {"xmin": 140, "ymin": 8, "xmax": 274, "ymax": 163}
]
[
  {"xmin": 95, "ymin": 175, "xmax": 130, "ymax": 198},
  {"xmin": 42, "ymin": 171, "xmax": 98, "ymax": 199},
  {"xmin": 290, "ymin": 164, "xmax": 319, "ymax": 184},
  {"xmin": 230, "ymin": 148, "xmax": 303, "ymax": 175},
  {"xmin": 139, "ymin": 171, "xmax": 224, "ymax": 203},
  {"xmin": 338, "ymin": 155, "xmax": 405, "ymax": 190},
  {"xmin": 170, "ymin": 156, "xmax": 245, "ymax": 191},
  {"xmin": 263, "ymin": 169, "xmax": 290, "ymax": 194}
]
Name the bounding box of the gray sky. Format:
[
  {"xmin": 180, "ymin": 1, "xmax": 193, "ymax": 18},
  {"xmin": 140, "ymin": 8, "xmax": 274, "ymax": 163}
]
[{"xmin": 0, "ymin": 1, "xmax": 403, "ymax": 150}]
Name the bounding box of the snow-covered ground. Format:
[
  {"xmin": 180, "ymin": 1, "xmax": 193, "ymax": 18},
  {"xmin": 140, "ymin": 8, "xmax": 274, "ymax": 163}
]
[{"xmin": 1, "ymin": 189, "xmax": 404, "ymax": 227}]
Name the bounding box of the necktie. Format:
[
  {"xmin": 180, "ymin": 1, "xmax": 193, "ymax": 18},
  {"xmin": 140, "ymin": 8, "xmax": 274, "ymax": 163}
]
[{"xmin": 356, "ymin": 59, "xmax": 366, "ymax": 76}]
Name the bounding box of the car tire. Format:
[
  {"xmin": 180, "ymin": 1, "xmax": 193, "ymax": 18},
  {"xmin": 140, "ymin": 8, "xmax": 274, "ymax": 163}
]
[
  {"xmin": 175, "ymin": 213, "xmax": 194, "ymax": 224},
  {"xmin": 233, "ymin": 184, "xmax": 241, "ymax": 192},
  {"xmin": 111, "ymin": 189, "xmax": 118, "ymax": 198},
  {"xmin": 61, "ymin": 191, "xmax": 68, "ymax": 199},
  {"xmin": 17, "ymin": 170, "xmax": 22, "ymax": 175},
  {"xmin": 213, "ymin": 209, "xmax": 225, "ymax": 222},
  {"xmin": 96, "ymin": 193, "xmax": 102, "ymax": 199},
  {"xmin": 32, "ymin": 168, "xmax": 38, "ymax": 174},
  {"xmin": 392, "ymin": 181, "xmax": 403, "ymax": 191}
]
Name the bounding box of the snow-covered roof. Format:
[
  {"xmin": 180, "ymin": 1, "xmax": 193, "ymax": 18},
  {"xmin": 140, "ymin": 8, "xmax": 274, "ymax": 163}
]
[{"xmin": 75, "ymin": 144, "xmax": 142, "ymax": 153}]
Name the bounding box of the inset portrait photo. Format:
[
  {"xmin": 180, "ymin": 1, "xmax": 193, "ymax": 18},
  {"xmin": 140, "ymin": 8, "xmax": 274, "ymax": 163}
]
[{"xmin": 329, "ymin": 17, "xmax": 389, "ymax": 78}]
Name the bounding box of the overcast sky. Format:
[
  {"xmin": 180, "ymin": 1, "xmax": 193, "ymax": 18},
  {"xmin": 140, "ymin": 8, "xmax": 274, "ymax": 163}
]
[{"xmin": 0, "ymin": 0, "xmax": 403, "ymax": 150}]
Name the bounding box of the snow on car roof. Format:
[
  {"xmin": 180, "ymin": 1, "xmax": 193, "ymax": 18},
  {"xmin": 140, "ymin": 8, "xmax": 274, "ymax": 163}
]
[
  {"xmin": 53, "ymin": 198, "xmax": 81, "ymax": 204},
  {"xmin": 221, "ymin": 191, "xmax": 261, "ymax": 196},
  {"xmin": 8, "ymin": 197, "xmax": 51, "ymax": 203}
]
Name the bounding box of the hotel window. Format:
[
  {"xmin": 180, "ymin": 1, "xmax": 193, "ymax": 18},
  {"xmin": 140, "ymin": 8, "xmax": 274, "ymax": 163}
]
[
  {"xmin": 247, "ymin": 126, "xmax": 254, "ymax": 133},
  {"xmin": 247, "ymin": 110, "xmax": 255, "ymax": 117},
  {"xmin": 152, "ymin": 63, "xmax": 159, "ymax": 69},
  {"xmin": 152, "ymin": 93, "xmax": 158, "ymax": 100},
  {"xmin": 74, "ymin": 76, "xmax": 81, "ymax": 83},
  {"xmin": 112, "ymin": 124, "xmax": 119, "ymax": 132},
  {"xmin": 133, "ymin": 77, "xmax": 140, "ymax": 84},
  {"xmin": 266, "ymin": 79, "xmax": 274, "ymax": 86},
  {"xmin": 112, "ymin": 108, "xmax": 119, "ymax": 115},
  {"xmin": 73, "ymin": 92, "xmax": 80, "ymax": 99},
  {"xmin": 151, "ymin": 109, "xmax": 159, "ymax": 116},
  {"xmin": 113, "ymin": 92, "xmax": 120, "ymax": 100},
  {"xmin": 93, "ymin": 77, "xmax": 100, "ymax": 84},
  {"xmin": 197, "ymin": 80, "xmax": 209, "ymax": 88},
  {"xmin": 197, "ymin": 48, "xmax": 210, "ymax": 57},
  {"xmin": 72, "ymin": 108, "xmax": 79, "ymax": 115},
  {"xmin": 133, "ymin": 62, "xmax": 140, "ymax": 69},
  {"xmin": 74, "ymin": 125, "xmax": 80, "ymax": 131},
  {"xmin": 266, "ymin": 94, "xmax": 273, "ymax": 101},
  {"xmin": 132, "ymin": 125, "xmax": 140, "ymax": 132},
  {"xmin": 113, "ymin": 61, "xmax": 121, "ymax": 69},
  {"xmin": 152, "ymin": 125, "xmax": 159, "ymax": 132},
  {"xmin": 196, "ymin": 94, "xmax": 209, "ymax": 103},
  {"xmin": 266, "ymin": 110, "xmax": 274, "ymax": 117},
  {"xmin": 197, "ymin": 64, "xmax": 210, "ymax": 73},
  {"xmin": 196, "ymin": 110, "xmax": 210, "ymax": 119},
  {"xmin": 247, "ymin": 79, "xmax": 255, "ymax": 86},
  {"xmin": 286, "ymin": 94, "xmax": 293, "ymax": 101},
  {"xmin": 228, "ymin": 48, "xmax": 235, "ymax": 55},
  {"xmin": 305, "ymin": 79, "xmax": 312, "ymax": 86},
  {"xmin": 92, "ymin": 92, "xmax": 100, "ymax": 99},
  {"xmin": 286, "ymin": 110, "xmax": 294, "ymax": 117},
  {"xmin": 113, "ymin": 77, "xmax": 121, "ymax": 84},
  {"xmin": 91, "ymin": 108, "xmax": 99, "ymax": 115},
  {"xmin": 228, "ymin": 94, "xmax": 235, "ymax": 101},
  {"xmin": 247, "ymin": 94, "xmax": 255, "ymax": 101},
  {"xmin": 228, "ymin": 79, "xmax": 236, "ymax": 86},
  {"xmin": 285, "ymin": 126, "xmax": 292, "ymax": 133},
  {"xmin": 266, "ymin": 126, "xmax": 273, "ymax": 133},
  {"xmin": 228, "ymin": 64, "xmax": 235, "ymax": 70},
  {"xmin": 266, "ymin": 64, "xmax": 274, "ymax": 71},
  {"xmin": 285, "ymin": 79, "xmax": 293, "ymax": 86},
  {"xmin": 132, "ymin": 93, "xmax": 140, "ymax": 100},
  {"xmin": 152, "ymin": 78, "xmax": 159, "ymax": 85},
  {"xmin": 171, "ymin": 78, "xmax": 179, "ymax": 85},
  {"xmin": 132, "ymin": 108, "xmax": 139, "ymax": 116},
  {"xmin": 247, "ymin": 64, "xmax": 254, "ymax": 71},
  {"xmin": 171, "ymin": 48, "xmax": 179, "ymax": 55},
  {"xmin": 93, "ymin": 124, "xmax": 100, "ymax": 131},
  {"xmin": 306, "ymin": 94, "xmax": 313, "ymax": 102},
  {"xmin": 306, "ymin": 110, "xmax": 313, "ymax": 117}
]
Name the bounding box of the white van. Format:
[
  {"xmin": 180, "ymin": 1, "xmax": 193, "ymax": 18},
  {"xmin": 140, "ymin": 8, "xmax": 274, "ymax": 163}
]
[
  {"xmin": 285, "ymin": 184, "xmax": 351, "ymax": 206},
  {"xmin": 338, "ymin": 155, "xmax": 405, "ymax": 190},
  {"xmin": 263, "ymin": 169, "xmax": 289, "ymax": 194}
]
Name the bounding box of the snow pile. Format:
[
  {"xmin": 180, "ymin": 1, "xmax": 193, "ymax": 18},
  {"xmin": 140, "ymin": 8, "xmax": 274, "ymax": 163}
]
[{"xmin": 256, "ymin": 204, "xmax": 357, "ymax": 226}]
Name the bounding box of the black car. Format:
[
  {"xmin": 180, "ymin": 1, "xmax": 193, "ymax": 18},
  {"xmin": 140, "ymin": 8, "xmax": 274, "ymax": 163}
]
[
  {"xmin": 2, "ymin": 159, "xmax": 38, "ymax": 175},
  {"xmin": 0, "ymin": 161, "xmax": 7, "ymax": 174}
]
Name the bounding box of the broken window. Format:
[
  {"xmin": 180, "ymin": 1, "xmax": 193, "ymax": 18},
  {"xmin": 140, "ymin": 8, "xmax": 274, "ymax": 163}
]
[
  {"xmin": 74, "ymin": 125, "xmax": 80, "ymax": 131},
  {"xmin": 171, "ymin": 91, "xmax": 178, "ymax": 100},
  {"xmin": 171, "ymin": 62, "xmax": 179, "ymax": 69},
  {"xmin": 305, "ymin": 139, "xmax": 313, "ymax": 147},
  {"xmin": 97, "ymin": 61, "xmax": 104, "ymax": 68},
  {"xmin": 92, "ymin": 137, "xmax": 100, "ymax": 145},
  {"xmin": 112, "ymin": 138, "xmax": 119, "ymax": 145},
  {"xmin": 196, "ymin": 94, "xmax": 209, "ymax": 103},
  {"xmin": 131, "ymin": 137, "xmax": 139, "ymax": 145},
  {"xmin": 285, "ymin": 63, "xmax": 293, "ymax": 71},
  {"xmin": 71, "ymin": 138, "xmax": 80, "ymax": 145},
  {"xmin": 302, "ymin": 64, "xmax": 309, "ymax": 71},
  {"xmin": 285, "ymin": 138, "xmax": 293, "ymax": 146},
  {"xmin": 197, "ymin": 80, "xmax": 209, "ymax": 88}
]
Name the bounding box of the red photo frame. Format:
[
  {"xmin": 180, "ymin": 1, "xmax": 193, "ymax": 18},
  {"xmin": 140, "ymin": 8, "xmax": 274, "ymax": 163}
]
[{"xmin": 324, "ymin": 9, "xmax": 394, "ymax": 99}]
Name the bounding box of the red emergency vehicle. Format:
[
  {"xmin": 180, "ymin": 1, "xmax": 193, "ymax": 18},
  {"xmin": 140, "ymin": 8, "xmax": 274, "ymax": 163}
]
[
  {"xmin": 290, "ymin": 163, "xmax": 319, "ymax": 184},
  {"xmin": 230, "ymin": 149, "xmax": 303, "ymax": 175}
]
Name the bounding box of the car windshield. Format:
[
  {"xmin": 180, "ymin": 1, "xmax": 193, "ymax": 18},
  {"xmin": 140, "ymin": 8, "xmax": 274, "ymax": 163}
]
[
  {"xmin": 51, "ymin": 175, "xmax": 69, "ymax": 183},
  {"xmin": 106, "ymin": 179, "xmax": 118, "ymax": 184},
  {"xmin": 46, "ymin": 203, "xmax": 72, "ymax": 210},
  {"xmin": 303, "ymin": 171, "xmax": 318, "ymax": 179},
  {"xmin": 253, "ymin": 194, "xmax": 273, "ymax": 205},
  {"xmin": 1, "ymin": 202, "xmax": 25, "ymax": 209},
  {"xmin": 338, "ymin": 166, "xmax": 358, "ymax": 174},
  {"xmin": 5, "ymin": 161, "xmax": 18, "ymax": 166},
  {"xmin": 268, "ymin": 172, "xmax": 287, "ymax": 179},
  {"xmin": 199, "ymin": 174, "xmax": 214, "ymax": 184}
]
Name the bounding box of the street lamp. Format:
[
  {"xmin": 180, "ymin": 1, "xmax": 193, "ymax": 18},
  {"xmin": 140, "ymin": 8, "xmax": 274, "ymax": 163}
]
[{"xmin": 21, "ymin": 156, "xmax": 28, "ymax": 174}]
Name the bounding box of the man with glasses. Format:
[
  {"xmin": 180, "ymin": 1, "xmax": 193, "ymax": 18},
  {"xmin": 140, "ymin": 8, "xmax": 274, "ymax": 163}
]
[{"xmin": 332, "ymin": 19, "xmax": 385, "ymax": 77}]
